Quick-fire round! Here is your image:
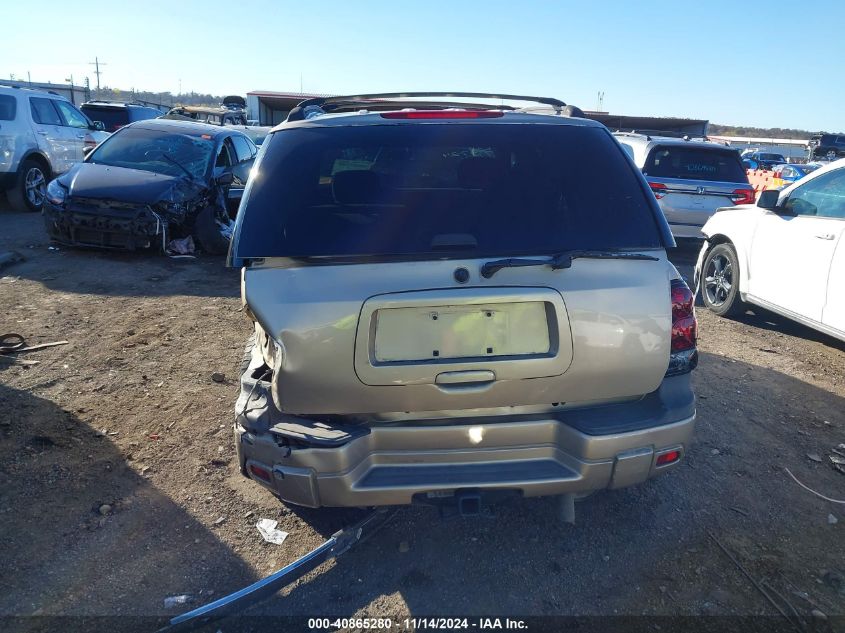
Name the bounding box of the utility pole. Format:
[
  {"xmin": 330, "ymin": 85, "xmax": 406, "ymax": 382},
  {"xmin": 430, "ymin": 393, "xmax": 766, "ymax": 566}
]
[
  {"xmin": 89, "ymin": 57, "xmax": 107, "ymax": 98},
  {"xmin": 65, "ymin": 74, "xmax": 75, "ymax": 104},
  {"xmin": 596, "ymin": 91, "xmax": 605, "ymax": 112}
]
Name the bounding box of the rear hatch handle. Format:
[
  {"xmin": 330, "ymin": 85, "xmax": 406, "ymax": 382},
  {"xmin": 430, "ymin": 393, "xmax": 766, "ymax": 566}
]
[
  {"xmin": 435, "ymin": 370, "xmax": 496, "ymax": 385},
  {"xmin": 480, "ymin": 250, "xmax": 659, "ymax": 279}
]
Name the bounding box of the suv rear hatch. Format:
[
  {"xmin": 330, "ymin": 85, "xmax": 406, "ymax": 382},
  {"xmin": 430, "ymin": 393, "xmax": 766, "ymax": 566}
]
[
  {"xmin": 232, "ymin": 119, "xmax": 676, "ymax": 415},
  {"xmin": 643, "ymin": 144, "xmax": 753, "ymax": 229}
]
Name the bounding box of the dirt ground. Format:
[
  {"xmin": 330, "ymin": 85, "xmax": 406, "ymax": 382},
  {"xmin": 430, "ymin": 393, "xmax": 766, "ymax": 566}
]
[{"xmin": 1, "ymin": 204, "xmax": 844, "ymax": 632}]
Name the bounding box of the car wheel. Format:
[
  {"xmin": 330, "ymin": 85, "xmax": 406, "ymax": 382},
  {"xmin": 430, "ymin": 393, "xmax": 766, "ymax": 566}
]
[
  {"xmin": 192, "ymin": 206, "xmax": 230, "ymax": 255},
  {"xmin": 8, "ymin": 159, "xmax": 48, "ymax": 212},
  {"xmin": 701, "ymin": 243, "xmax": 745, "ymax": 317}
]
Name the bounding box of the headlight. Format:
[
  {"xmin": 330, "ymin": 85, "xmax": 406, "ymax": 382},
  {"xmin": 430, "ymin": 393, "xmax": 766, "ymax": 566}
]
[{"xmin": 46, "ymin": 180, "xmax": 67, "ymax": 206}]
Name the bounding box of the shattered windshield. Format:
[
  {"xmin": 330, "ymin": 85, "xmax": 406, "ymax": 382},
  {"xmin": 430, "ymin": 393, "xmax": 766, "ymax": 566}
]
[{"xmin": 88, "ymin": 127, "xmax": 215, "ymax": 180}]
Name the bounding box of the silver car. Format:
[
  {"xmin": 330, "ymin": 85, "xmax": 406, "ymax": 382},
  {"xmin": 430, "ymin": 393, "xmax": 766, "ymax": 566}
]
[
  {"xmin": 229, "ymin": 93, "xmax": 698, "ymax": 516},
  {"xmin": 614, "ymin": 132, "xmax": 755, "ymax": 239},
  {"xmin": 0, "ymin": 85, "xmax": 109, "ymax": 212}
]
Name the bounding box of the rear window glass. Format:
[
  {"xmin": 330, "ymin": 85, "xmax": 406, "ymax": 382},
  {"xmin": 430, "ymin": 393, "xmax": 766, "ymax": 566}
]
[
  {"xmin": 234, "ymin": 124, "xmax": 664, "ymax": 260},
  {"xmin": 128, "ymin": 108, "xmax": 162, "ymax": 123},
  {"xmin": 0, "ymin": 95, "xmax": 16, "ymax": 120},
  {"xmin": 644, "ymin": 146, "xmax": 746, "ymax": 183},
  {"xmin": 81, "ymin": 106, "xmax": 129, "ymax": 132}
]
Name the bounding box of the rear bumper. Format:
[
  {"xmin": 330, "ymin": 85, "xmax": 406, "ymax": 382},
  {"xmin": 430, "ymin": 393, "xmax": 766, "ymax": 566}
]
[
  {"xmin": 235, "ymin": 368, "xmax": 696, "ymax": 508},
  {"xmin": 43, "ymin": 200, "xmax": 164, "ymax": 250}
]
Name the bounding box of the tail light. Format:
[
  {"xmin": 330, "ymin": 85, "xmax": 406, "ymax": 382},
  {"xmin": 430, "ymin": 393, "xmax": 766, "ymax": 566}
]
[
  {"xmin": 666, "ymin": 278, "xmax": 698, "ymax": 376},
  {"xmin": 656, "ymin": 449, "xmax": 682, "ymax": 466},
  {"xmin": 380, "ymin": 110, "xmax": 503, "ymax": 119},
  {"xmin": 649, "ymin": 182, "xmax": 667, "ymax": 199},
  {"xmin": 249, "ymin": 464, "xmax": 272, "ymax": 483},
  {"xmin": 730, "ymin": 188, "xmax": 755, "ymax": 205}
]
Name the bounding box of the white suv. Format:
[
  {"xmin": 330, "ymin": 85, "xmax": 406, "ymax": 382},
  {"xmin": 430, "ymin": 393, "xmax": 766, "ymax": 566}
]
[{"xmin": 0, "ymin": 85, "xmax": 109, "ymax": 212}]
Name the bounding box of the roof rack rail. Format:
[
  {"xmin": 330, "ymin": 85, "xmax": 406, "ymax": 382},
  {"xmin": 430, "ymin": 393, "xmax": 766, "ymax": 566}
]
[{"xmin": 287, "ymin": 91, "xmax": 567, "ymax": 122}]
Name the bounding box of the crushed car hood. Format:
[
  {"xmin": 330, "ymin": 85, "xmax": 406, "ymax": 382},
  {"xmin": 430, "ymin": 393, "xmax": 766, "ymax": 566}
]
[{"xmin": 60, "ymin": 163, "xmax": 206, "ymax": 204}]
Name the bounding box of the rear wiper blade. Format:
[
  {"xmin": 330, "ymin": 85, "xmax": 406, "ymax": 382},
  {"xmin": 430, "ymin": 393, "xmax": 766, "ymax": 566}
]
[{"xmin": 480, "ymin": 250, "xmax": 660, "ymax": 279}]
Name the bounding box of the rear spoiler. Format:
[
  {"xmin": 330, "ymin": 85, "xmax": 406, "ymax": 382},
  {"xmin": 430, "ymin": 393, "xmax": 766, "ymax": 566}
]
[{"xmin": 286, "ymin": 92, "xmax": 568, "ymax": 122}]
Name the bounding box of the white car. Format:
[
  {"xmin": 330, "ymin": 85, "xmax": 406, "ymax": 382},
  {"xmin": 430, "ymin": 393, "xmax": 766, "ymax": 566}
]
[
  {"xmin": 696, "ymin": 158, "xmax": 845, "ymax": 342},
  {"xmin": 0, "ymin": 85, "xmax": 110, "ymax": 212}
]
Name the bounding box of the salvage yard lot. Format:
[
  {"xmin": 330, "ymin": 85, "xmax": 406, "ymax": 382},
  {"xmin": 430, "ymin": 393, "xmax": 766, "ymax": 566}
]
[{"xmin": 1, "ymin": 208, "xmax": 844, "ymax": 628}]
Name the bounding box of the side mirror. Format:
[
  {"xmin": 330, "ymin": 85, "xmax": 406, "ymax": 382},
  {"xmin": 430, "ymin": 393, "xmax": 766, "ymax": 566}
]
[
  {"xmin": 83, "ymin": 146, "xmax": 95, "ymax": 157},
  {"xmin": 91, "ymin": 121, "xmax": 106, "ymax": 132},
  {"xmin": 757, "ymin": 189, "xmax": 780, "ymax": 210},
  {"xmin": 216, "ymin": 171, "xmax": 235, "ymax": 186}
]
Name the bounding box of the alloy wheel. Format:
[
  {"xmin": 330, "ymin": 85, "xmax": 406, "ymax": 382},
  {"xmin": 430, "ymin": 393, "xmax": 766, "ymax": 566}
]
[
  {"xmin": 24, "ymin": 167, "xmax": 46, "ymax": 208},
  {"xmin": 704, "ymin": 254, "xmax": 733, "ymax": 306}
]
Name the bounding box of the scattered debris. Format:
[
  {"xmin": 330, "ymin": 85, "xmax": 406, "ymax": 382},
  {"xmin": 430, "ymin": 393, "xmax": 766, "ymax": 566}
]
[
  {"xmin": 708, "ymin": 531, "xmax": 799, "ymax": 630},
  {"xmin": 98, "ymin": 504, "xmax": 112, "ymax": 516},
  {"xmin": 810, "ymin": 609, "xmax": 827, "ymax": 621},
  {"xmin": 806, "ymin": 453, "xmax": 822, "ymax": 463},
  {"xmin": 256, "ymin": 518, "xmax": 288, "ymax": 545},
  {"xmin": 784, "ymin": 468, "xmax": 845, "ymax": 505},
  {"xmin": 785, "ymin": 468, "xmax": 845, "ymax": 504},
  {"xmin": 729, "ymin": 506, "xmax": 749, "ymax": 517},
  {"xmin": 211, "ymin": 372, "xmax": 225, "ymax": 383},
  {"xmin": 166, "ymin": 235, "xmax": 196, "ymax": 256},
  {"xmin": 0, "ymin": 333, "xmax": 69, "ymax": 355},
  {"xmin": 711, "ymin": 448, "xmax": 721, "ymax": 456},
  {"xmin": 398, "ymin": 540, "xmax": 409, "ymax": 553},
  {"xmin": 828, "ymin": 514, "xmax": 838, "ymax": 525},
  {"xmin": 213, "ymin": 516, "xmax": 226, "ymax": 526},
  {"xmin": 244, "ymin": 510, "xmax": 254, "ymax": 519},
  {"xmin": 164, "ymin": 595, "xmax": 194, "ymax": 608}
]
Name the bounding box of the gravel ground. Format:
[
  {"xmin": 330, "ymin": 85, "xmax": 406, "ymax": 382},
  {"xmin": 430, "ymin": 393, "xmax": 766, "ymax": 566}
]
[{"xmin": 1, "ymin": 206, "xmax": 843, "ymax": 632}]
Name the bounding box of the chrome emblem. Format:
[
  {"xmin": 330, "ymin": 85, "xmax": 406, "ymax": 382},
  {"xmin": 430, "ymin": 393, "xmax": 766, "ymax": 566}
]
[{"xmin": 696, "ymin": 186, "xmax": 705, "ymax": 195}]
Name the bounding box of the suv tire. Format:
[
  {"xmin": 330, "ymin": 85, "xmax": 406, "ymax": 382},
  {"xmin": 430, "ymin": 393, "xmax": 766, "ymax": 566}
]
[
  {"xmin": 701, "ymin": 243, "xmax": 745, "ymax": 317},
  {"xmin": 8, "ymin": 159, "xmax": 49, "ymax": 213}
]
